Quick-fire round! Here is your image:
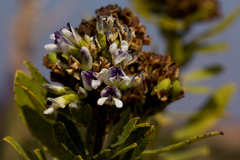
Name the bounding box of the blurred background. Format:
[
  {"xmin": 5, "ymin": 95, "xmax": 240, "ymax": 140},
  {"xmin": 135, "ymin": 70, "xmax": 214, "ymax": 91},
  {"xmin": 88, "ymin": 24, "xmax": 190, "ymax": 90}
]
[{"xmin": 0, "ymin": 0, "xmax": 239, "ymax": 159}]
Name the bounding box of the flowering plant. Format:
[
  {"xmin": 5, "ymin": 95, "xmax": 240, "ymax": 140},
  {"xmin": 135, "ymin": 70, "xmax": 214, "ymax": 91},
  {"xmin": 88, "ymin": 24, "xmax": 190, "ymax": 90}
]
[{"xmin": 2, "ymin": 4, "xmax": 232, "ymax": 160}]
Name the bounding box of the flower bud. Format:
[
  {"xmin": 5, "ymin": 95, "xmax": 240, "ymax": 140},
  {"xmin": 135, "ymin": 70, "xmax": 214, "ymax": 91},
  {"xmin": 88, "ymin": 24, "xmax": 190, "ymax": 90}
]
[
  {"xmin": 44, "ymin": 93, "xmax": 78, "ymax": 114},
  {"xmin": 78, "ymin": 87, "xmax": 88, "ymax": 99},
  {"xmin": 151, "ymin": 78, "xmax": 171, "ymax": 96},
  {"xmin": 170, "ymin": 80, "xmax": 182, "ymax": 100},
  {"xmin": 42, "ymin": 83, "xmax": 75, "ymax": 95}
]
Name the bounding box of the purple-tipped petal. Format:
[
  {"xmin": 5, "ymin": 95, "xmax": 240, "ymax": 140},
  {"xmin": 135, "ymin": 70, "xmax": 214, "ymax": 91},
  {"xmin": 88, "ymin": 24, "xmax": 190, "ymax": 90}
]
[
  {"xmin": 114, "ymin": 50, "xmax": 132, "ymax": 65},
  {"xmin": 81, "ymin": 71, "xmax": 100, "ymax": 91},
  {"xmin": 80, "ymin": 47, "xmax": 92, "ymax": 71},
  {"xmin": 81, "ymin": 71, "xmax": 93, "ymax": 91}
]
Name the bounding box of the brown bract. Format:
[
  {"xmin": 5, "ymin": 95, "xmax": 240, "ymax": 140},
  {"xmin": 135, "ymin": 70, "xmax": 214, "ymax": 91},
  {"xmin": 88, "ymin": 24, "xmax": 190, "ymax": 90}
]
[
  {"xmin": 93, "ymin": 56, "xmax": 112, "ymax": 72},
  {"xmin": 123, "ymin": 51, "xmax": 183, "ymax": 103}
]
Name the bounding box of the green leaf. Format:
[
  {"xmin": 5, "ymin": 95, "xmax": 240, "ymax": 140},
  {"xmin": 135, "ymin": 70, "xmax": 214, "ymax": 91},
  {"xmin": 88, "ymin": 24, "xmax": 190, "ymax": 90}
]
[
  {"xmin": 111, "ymin": 143, "xmax": 137, "ymax": 159},
  {"xmin": 86, "ymin": 117, "xmax": 97, "ymax": 159},
  {"xmin": 190, "ymin": 4, "xmax": 240, "ymax": 43},
  {"xmin": 196, "ymin": 42, "xmax": 228, "ymax": 54},
  {"xmin": 111, "ymin": 117, "xmax": 140, "ymax": 147},
  {"xmin": 110, "ymin": 107, "xmax": 131, "ymax": 143},
  {"xmin": 70, "ymin": 104, "xmax": 93, "ymax": 127},
  {"xmin": 15, "ymin": 83, "xmax": 55, "ymax": 123},
  {"xmin": 93, "ymin": 149, "xmax": 113, "ymax": 160},
  {"xmin": 24, "ymin": 61, "xmax": 49, "ymax": 97},
  {"xmin": 159, "ymin": 145, "xmax": 210, "ymax": 160},
  {"xmin": 52, "ymin": 122, "xmax": 84, "ymax": 157},
  {"xmin": 34, "ymin": 149, "xmax": 48, "ymax": 160},
  {"xmin": 183, "ymin": 65, "xmax": 223, "ymax": 83},
  {"xmin": 2, "ymin": 136, "xmax": 38, "ymax": 160},
  {"xmin": 14, "ymin": 70, "xmax": 46, "ymax": 105},
  {"xmin": 142, "ymin": 131, "xmax": 223, "ymax": 155},
  {"xmin": 14, "ymin": 71, "xmax": 72, "ymax": 160},
  {"xmin": 116, "ymin": 123, "xmax": 155, "ymax": 160},
  {"xmin": 184, "ymin": 85, "xmax": 211, "ymax": 94},
  {"xmin": 73, "ymin": 155, "xmax": 84, "ymax": 160},
  {"xmin": 56, "ymin": 114, "xmax": 87, "ymax": 159},
  {"xmin": 173, "ymin": 83, "xmax": 237, "ymax": 141}
]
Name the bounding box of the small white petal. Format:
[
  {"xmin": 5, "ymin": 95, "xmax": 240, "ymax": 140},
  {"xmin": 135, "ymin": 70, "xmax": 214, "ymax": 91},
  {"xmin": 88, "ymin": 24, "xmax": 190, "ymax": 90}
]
[
  {"xmin": 121, "ymin": 40, "xmax": 129, "ymax": 52},
  {"xmin": 97, "ymin": 97, "xmax": 108, "ymax": 106},
  {"xmin": 43, "ymin": 107, "xmax": 54, "ymax": 114},
  {"xmin": 61, "ymin": 28, "xmax": 78, "ymax": 45},
  {"xmin": 91, "ymin": 79, "xmax": 101, "ymax": 89},
  {"xmin": 113, "ymin": 98, "xmax": 123, "ymax": 108},
  {"xmin": 49, "ymin": 34, "xmax": 55, "ymax": 40},
  {"xmin": 109, "ymin": 43, "xmax": 118, "ymax": 57},
  {"xmin": 97, "ymin": 68, "xmax": 108, "ymax": 83},
  {"xmin": 44, "ymin": 44, "xmax": 62, "ymax": 52}
]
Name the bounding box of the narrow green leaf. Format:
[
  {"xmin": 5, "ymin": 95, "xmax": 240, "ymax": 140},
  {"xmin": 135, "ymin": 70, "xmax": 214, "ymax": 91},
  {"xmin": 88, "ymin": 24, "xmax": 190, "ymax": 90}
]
[
  {"xmin": 86, "ymin": 117, "xmax": 97, "ymax": 158},
  {"xmin": 15, "ymin": 83, "xmax": 55, "ymax": 123},
  {"xmin": 184, "ymin": 85, "xmax": 211, "ymax": 94},
  {"xmin": 196, "ymin": 42, "xmax": 228, "ymax": 54},
  {"xmin": 70, "ymin": 104, "xmax": 93, "ymax": 127},
  {"xmin": 142, "ymin": 131, "xmax": 223, "ymax": 155},
  {"xmin": 24, "ymin": 61, "xmax": 48, "ymax": 96},
  {"xmin": 122, "ymin": 124, "xmax": 155, "ymax": 159},
  {"xmin": 14, "ymin": 71, "xmax": 72, "ymax": 160},
  {"xmin": 52, "ymin": 122, "xmax": 83, "ymax": 157},
  {"xmin": 93, "ymin": 149, "xmax": 113, "ymax": 160},
  {"xmin": 190, "ymin": 4, "xmax": 240, "ymax": 43},
  {"xmin": 167, "ymin": 33, "xmax": 185, "ymax": 64},
  {"xmin": 3, "ymin": 136, "xmax": 38, "ymax": 160},
  {"xmin": 34, "ymin": 149, "xmax": 48, "ymax": 160},
  {"xmin": 56, "ymin": 114, "xmax": 87, "ymax": 159},
  {"xmin": 183, "ymin": 65, "xmax": 223, "ymax": 83},
  {"xmin": 173, "ymin": 83, "xmax": 237, "ymax": 140},
  {"xmin": 111, "ymin": 117, "xmax": 140, "ymax": 147},
  {"xmin": 111, "ymin": 143, "xmax": 137, "ymax": 159},
  {"xmin": 73, "ymin": 155, "xmax": 84, "ymax": 160},
  {"xmin": 160, "ymin": 145, "xmax": 210, "ymax": 160},
  {"xmin": 110, "ymin": 107, "xmax": 131, "ymax": 143}
]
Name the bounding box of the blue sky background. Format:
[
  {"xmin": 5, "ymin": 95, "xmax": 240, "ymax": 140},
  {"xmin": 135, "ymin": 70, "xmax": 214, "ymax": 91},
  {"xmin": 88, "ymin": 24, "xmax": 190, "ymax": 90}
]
[{"xmin": 0, "ymin": 0, "xmax": 239, "ymax": 123}]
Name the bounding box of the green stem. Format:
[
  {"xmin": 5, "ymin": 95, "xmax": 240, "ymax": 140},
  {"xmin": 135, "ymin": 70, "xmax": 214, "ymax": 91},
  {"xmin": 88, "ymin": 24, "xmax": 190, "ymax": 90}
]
[{"xmin": 141, "ymin": 131, "xmax": 223, "ymax": 155}]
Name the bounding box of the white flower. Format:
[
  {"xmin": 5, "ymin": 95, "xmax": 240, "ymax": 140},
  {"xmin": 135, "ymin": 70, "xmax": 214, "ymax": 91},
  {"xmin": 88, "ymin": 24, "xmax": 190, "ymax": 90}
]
[
  {"xmin": 97, "ymin": 86, "xmax": 123, "ymax": 108},
  {"xmin": 103, "ymin": 66, "xmax": 129, "ymax": 87},
  {"xmin": 109, "ymin": 40, "xmax": 132, "ymax": 65}
]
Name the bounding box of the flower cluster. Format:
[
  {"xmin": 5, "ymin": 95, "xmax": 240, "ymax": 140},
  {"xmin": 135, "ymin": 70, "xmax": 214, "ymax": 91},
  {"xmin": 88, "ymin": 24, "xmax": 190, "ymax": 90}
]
[
  {"xmin": 43, "ymin": 5, "xmax": 185, "ymax": 119},
  {"xmin": 43, "ymin": 14, "xmax": 144, "ymax": 114}
]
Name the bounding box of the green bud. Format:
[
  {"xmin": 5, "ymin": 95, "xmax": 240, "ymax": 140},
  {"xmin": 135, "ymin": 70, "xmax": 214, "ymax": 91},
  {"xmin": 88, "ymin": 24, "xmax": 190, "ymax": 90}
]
[
  {"xmin": 42, "ymin": 84, "xmax": 75, "ymax": 95},
  {"xmin": 156, "ymin": 78, "xmax": 171, "ymax": 91},
  {"xmin": 151, "ymin": 78, "xmax": 171, "ymax": 96},
  {"xmin": 48, "ymin": 52, "xmax": 57, "ymax": 64},
  {"xmin": 170, "ymin": 80, "xmax": 182, "ymax": 100}
]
